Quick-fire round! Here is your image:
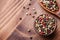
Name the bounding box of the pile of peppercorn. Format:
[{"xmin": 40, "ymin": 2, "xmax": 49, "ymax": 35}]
[
  {"xmin": 34, "ymin": 14, "xmax": 56, "ymax": 36},
  {"xmin": 40, "ymin": 0, "xmax": 59, "ymax": 11}
]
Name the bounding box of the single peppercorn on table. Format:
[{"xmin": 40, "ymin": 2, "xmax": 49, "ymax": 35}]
[{"xmin": 0, "ymin": 0, "xmax": 60, "ymax": 40}]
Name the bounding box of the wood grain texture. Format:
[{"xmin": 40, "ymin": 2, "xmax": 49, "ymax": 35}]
[{"xmin": 0, "ymin": 0, "xmax": 60, "ymax": 40}]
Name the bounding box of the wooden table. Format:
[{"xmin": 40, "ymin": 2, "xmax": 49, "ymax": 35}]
[{"xmin": 0, "ymin": 0, "xmax": 60, "ymax": 40}]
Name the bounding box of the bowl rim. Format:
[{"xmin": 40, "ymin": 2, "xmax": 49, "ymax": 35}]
[{"xmin": 34, "ymin": 14, "xmax": 57, "ymax": 36}]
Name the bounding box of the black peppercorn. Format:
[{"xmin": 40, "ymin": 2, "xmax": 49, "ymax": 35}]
[
  {"xmin": 30, "ymin": 36, "xmax": 33, "ymax": 40},
  {"xmin": 20, "ymin": 18, "xmax": 22, "ymax": 20},
  {"xmin": 29, "ymin": 3, "xmax": 31, "ymax": 6},
  {"xmin": 23, "ymin": 6, "xmax": 25, "ymax": 9}
]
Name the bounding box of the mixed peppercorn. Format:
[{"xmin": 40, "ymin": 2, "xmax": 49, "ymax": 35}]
[
  {"xmin": 34, "ymin": 14, "xmax": 56, "ymax": 36},
  {"xmin": 40, "ymin": 0, "xmax": 59, "ymax": 11}
]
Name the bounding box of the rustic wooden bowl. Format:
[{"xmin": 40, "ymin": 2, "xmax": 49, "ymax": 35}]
[{"xmin": 34, "ymin": 14, "xmax": 57, "ymax": 36}]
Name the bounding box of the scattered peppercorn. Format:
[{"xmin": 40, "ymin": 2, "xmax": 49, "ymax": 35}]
[
  {"xmin": 23, "ymin": 6, "xmax": 25, "ymax": 9},
  {"xmin": 33, "ymin": 8, "xmax": 35, "ymax": 10},
  {"xmin": 28, "ymin": 29, "xmax": 31, "ymax": 32},
  {"xmin": 30, "ymin": 0, "xmax": 32, "ymax": 1},
  {"xmin": 29, "ymin": 3, "xmax": 31, "ymax": 6},
  {"xmin": 27, "ymin": 7, "xmax": 29, "ymax": 10},
  {"xmin": 30, "ymin": 36, "xmax": 33, "ymax": 40},
  {"xmin": 32, "ymin": 16, "xmax": 35, "ymax": 18},
  {"xmin": 29, "ymin": 13, "xmax": 32, "ymax": 15},
  {"xmin": 34, "ymin": 11, "xmax": 37, "ymax": 14},
  {"xmin": 26, "ymin": 13, "xmax": 28, "ymax": 16},
  {"xmin": 19, "ymin": 18, "xmax": 22, "ymax": 20}
]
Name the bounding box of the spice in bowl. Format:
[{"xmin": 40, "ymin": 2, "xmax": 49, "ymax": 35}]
[
  {"xmin": 40, "ymin": 0, "xmax": 59, "ymax": 12},
  {"xmin": 34, "ymin": 14, "xmax": 56, "ymax": 36}
]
